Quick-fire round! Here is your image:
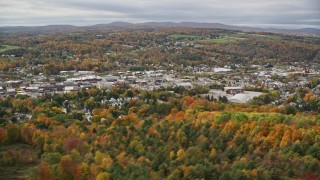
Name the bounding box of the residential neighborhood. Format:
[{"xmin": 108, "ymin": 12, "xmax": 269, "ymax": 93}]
[{"xmin": 1, "ymin": 61, "xmax": 320, "ymax": 106}]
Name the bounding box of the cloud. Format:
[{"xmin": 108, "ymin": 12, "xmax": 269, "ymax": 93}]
[{"xmin": 0, "ymin": 0, "xmax": 319, "ymax": 28}]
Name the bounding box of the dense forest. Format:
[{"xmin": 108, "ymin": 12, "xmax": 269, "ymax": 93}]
[{"xmin": 0, "ymin": 87, "xmax": 319, "ymax": 179}]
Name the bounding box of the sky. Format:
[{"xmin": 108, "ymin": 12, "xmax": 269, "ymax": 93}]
[{"xmin": 0, "ymin": 0, "xmax": 319, "ymax": 29}]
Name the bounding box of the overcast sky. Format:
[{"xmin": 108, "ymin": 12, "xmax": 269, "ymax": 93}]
[{"xmin": 0, "ymin": 0, "xmax": 319, "ymax": 29}]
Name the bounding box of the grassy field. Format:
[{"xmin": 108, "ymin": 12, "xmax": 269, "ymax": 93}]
[
  {"xmin": 0, "ymin": 44, "xmax": 20, "ymax": 53},
  {"xmin": 169, "ymin": 32, "xmax": 281, "ymax": 44},
  {"xmin": 210, "ymin": 36, "xmax": 245, "ymax": 43},
  {"xmin": 233, "ymin": 32, "xmax": 281, "ymax": 39},
  {"xmin": 0, "ymin": 144, "xmax": 38, "ymax": 180},
  {"xmin": 197, "ymin": 36, "xmax": 244, "ymax": 44},
  {"xmin": 198, "ymin": 32, "xmax": 281, "ymax": 44},
  {"xmin": 169, "ymin": 34, "xmax": 199, "ymax": 39}
]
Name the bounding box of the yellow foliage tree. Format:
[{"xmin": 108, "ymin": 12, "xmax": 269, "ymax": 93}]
[{"xmin": 96, "ymin": 172, "xmax": 110, "ymax": 180}]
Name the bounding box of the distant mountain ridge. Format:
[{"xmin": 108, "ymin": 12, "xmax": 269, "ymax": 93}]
[
  {"xmin": 1, "ymin": 22, "xmax": 319, "ymax": 36},
  {"xmin": 0, "ymin": 25, "xmax": 78, "ymax": 33}
]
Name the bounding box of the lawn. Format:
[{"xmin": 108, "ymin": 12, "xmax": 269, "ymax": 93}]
[
  {"xmin": 0, "ymin": 44, "xmax": 20, "ymax": 53},
  {"xmin": 232, "ymin": 32, "xmax": 281, "ymax": 39}
]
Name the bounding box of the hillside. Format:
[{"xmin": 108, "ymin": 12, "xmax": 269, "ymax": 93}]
[
  {"xmin": 1, "ymin": 22, "xmax": 319, "ymax": 36},
  {"xmin": 0, "ymin": 88, "xmax": 319, "ymax": 179}
]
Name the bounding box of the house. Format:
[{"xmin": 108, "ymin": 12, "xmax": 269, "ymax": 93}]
[
  {"xmin": 155, "ymin": 79, "xmax": 164, "ymax": 85},
  {"xmin": 126, "ymin": 76, "xmax": 136, "ymax": 83},
  {"xmin": 13, "ymin": 113, "xmax": 32, "ymax": 121},
  {"xmin": 114, "ymin": 80, "xmax": 127, "ymax": 88},
  {"xmin": 177, "ymin": 82, "xmax": 193, "ymax": 89},
  {"xmin": 214, "ymin": 67, "xmax": 232, "ymax": 72},
  {"xmin": 60, "ymin": 70, "xmax": 77, "ymax": 75},
  {"xmin": 63, "ymin": 81, "xmax": 76, "ymax": 87},
  {"xmin": 66, "ymin": 75, "xmax": 102, "ymax": 83},
  {"xmin": 79, "ymin": 83, "xmax": 93, "ymax": 89},
  {"xmin": 76, "ymin": 71, "xmax": 95, "ymax": 75},
  {"xmin": 105, "ymin": 75, "xmax": 118, "ymax": 82},
  {"xmin": 136, "ymin": 80, "xmax": 147, "ymax": 86},
  {"xmin": 97, "ymin": 81, "xmax": 113, "ymax": 89},
  {"xmin": 0, "ymin": 86, "xmax": 4, "ymax": 95},
  {"xmin": 7, "ymin": 88, "xmax": 16, "ymax": 96},
  {"xmin": 25, "ymin": 86, "xmax": 40, "ymax": 93},
  {"xmin": 64, "ymin": 86, "xmax": 79, "ymax": 93},
  {"xmin": 55, "ymin": 83, "xmax": 65, "ymax": 91},
  {"xmin": 17, "ymin": 91, "xmax": 27, "ymax": 96},
  {"xmin": 5, "ymin": 80, "xmax": 23, "ymax": 88},
  {"xmin": 40, "ymin": 84, "xmax": 56, "ymax": 92},
  {"xmin": 224, "ymin": 87, "xmax": 244, "ymax": 95}
]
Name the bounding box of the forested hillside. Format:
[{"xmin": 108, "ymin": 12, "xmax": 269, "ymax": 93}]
[{"xmin": 0, "ymin": 88, "xmax": 319, "ymax": 179}]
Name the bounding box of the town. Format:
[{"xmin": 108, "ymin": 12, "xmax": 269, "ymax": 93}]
[
  {"xmin": 1, "ymin": 27, "xmax": 319, "ymax": 106},
  {"xmin": 1, "ymin": 62, "xmax": 320, "ymax": 104},
  {"xmin": 0, "ymin": 25, "xmax": 320, "ymax": 179}
]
